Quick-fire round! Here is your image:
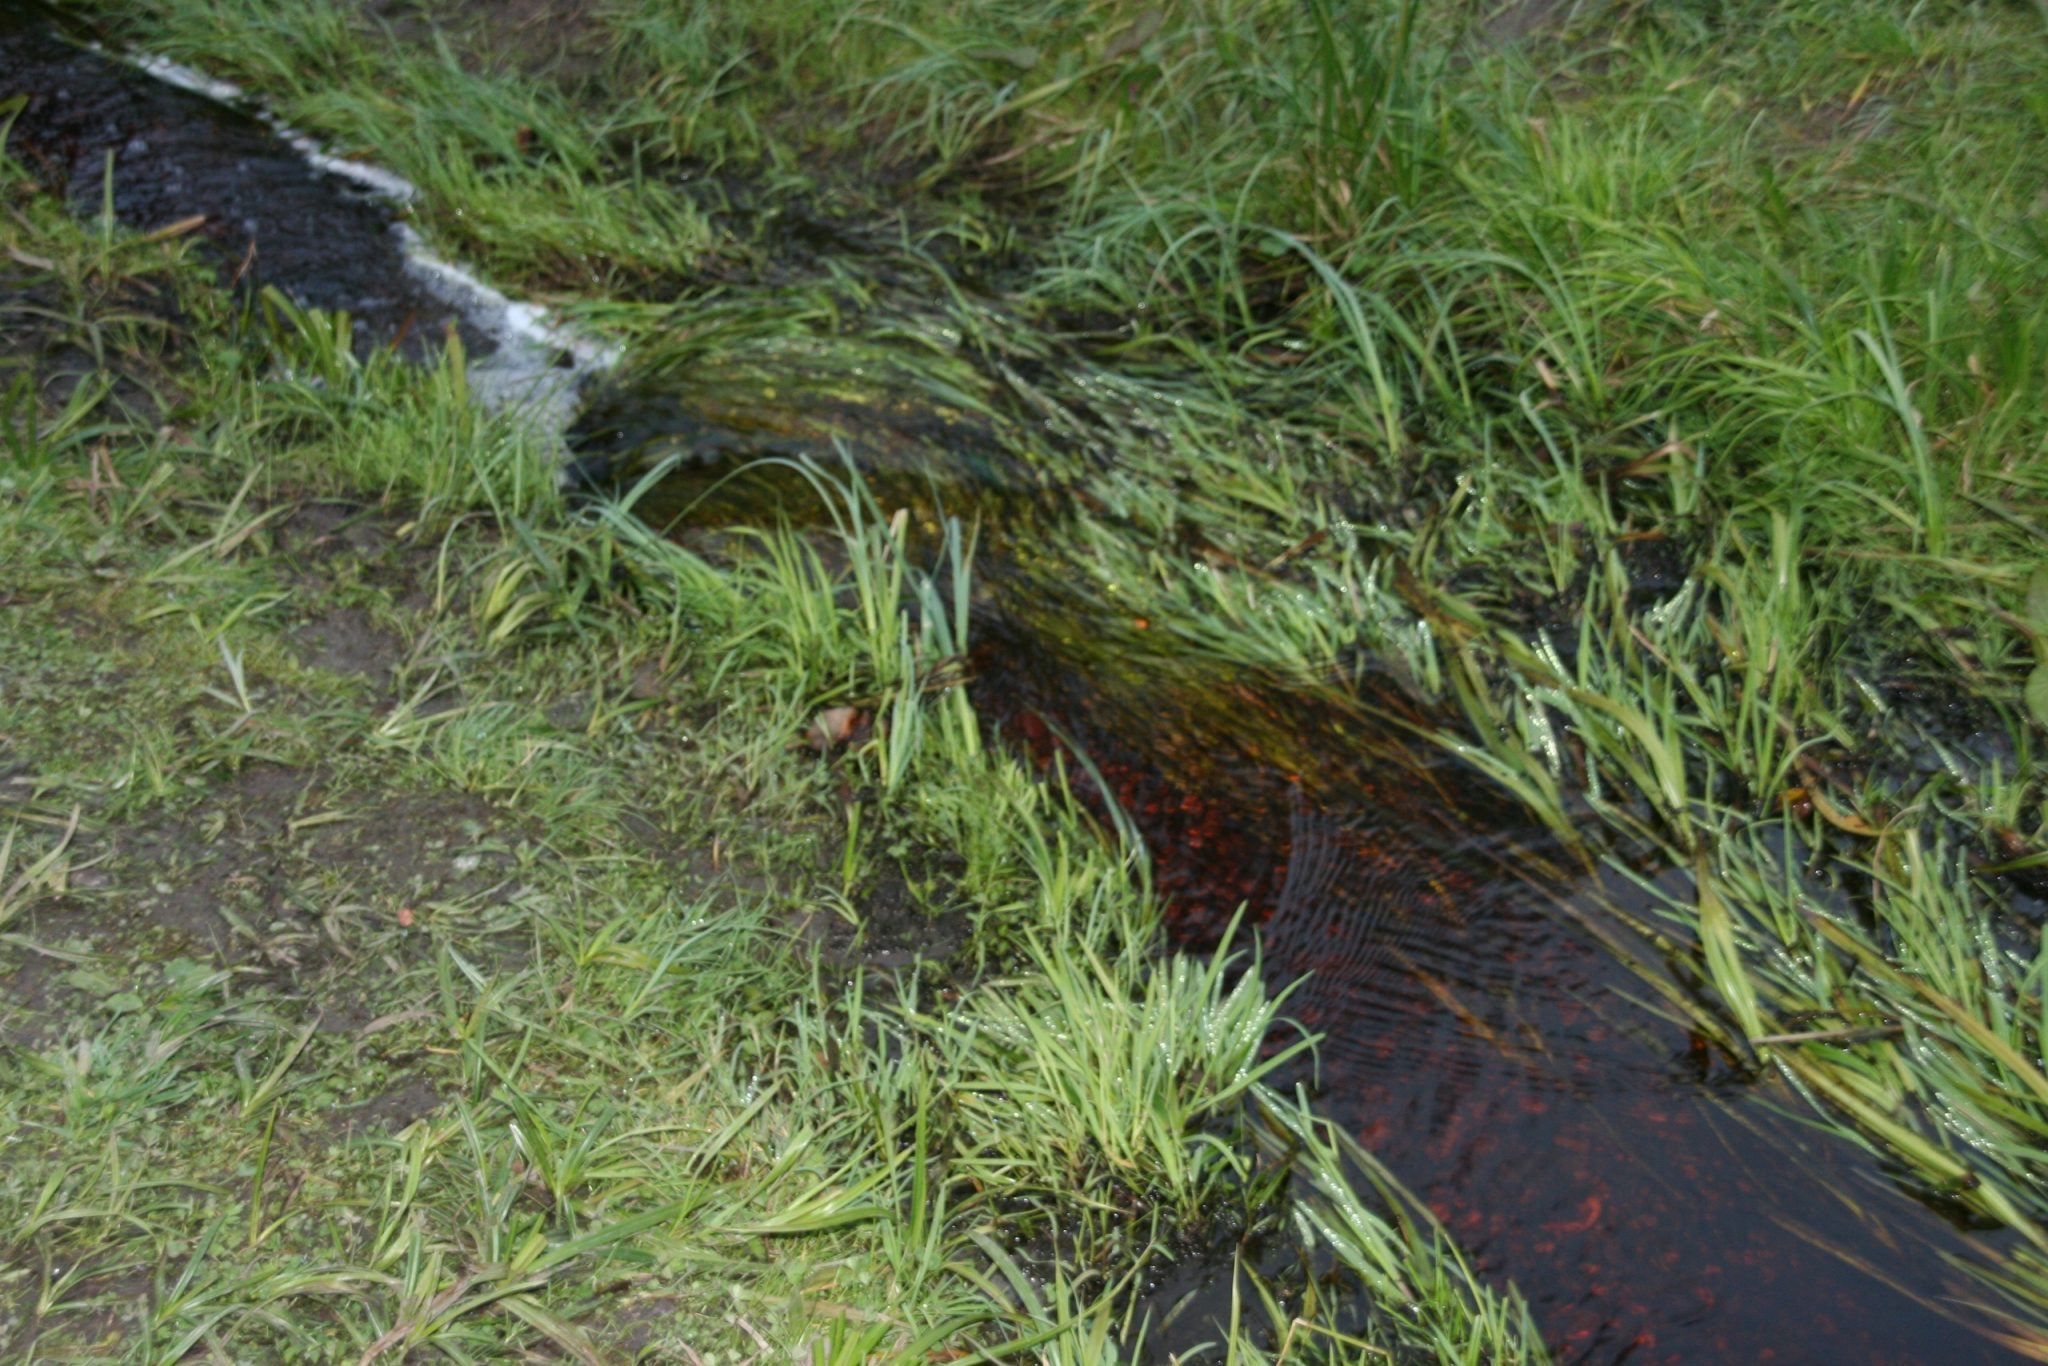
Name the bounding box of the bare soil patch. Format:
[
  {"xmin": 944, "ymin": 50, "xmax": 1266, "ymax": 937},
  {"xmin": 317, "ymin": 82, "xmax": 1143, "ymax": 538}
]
[
  {"xmin": 0, "ymin": 762, "xmax": 531, "ymax": 1049},
  {"xmin": 291, "ymin": 604, "xmax": 406, "ymax": 679}
]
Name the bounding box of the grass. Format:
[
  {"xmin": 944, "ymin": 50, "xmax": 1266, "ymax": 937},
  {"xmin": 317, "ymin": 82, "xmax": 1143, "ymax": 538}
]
[
  {"xmin": 17, "ymin": 0, "xmax": 2048, "ymax": 1352},
  {"xmin": 0, "ymin": 121, "xmax": 1539, "ymax": 1362}
]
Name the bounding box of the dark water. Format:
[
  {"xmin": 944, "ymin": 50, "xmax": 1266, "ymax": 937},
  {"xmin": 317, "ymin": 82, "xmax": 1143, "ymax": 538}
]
[
  {"xmin": 973, "ymin": 611, "xmax": 2019, "ymax": 1363},
  {"xmin": 0, "ymin": 0, "xmax": 482, "ymax": 355},
  {"xmin": 588, "ymin": 401, "xmax": 2029, "ymax": 1360},
  {"xmin": 1, "ymin": 13, "xmax": 2028, "ymax": 1362}
]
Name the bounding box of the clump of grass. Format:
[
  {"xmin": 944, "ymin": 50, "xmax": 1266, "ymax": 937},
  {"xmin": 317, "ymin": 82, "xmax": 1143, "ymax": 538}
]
[
  {"xmin": 924, "ymin": 907, "xmax": 1310, "ymax": 1208},
  {"xmin": 227, "ymin": 290, "xmax": 560, "ymax": 522}
]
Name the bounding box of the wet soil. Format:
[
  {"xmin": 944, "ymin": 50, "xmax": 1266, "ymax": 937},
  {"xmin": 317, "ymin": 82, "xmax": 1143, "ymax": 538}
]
[
  {"xmin": 290, "ymin": 605, "xmax": 406, "ymax": 679},
  {"xmin": 324, "ymin": 1071, "xmax": 443, "ymax": 1139},
  {"xmin": 788, "ymin": 841, "xmax": 971, "ymax": 974},
  {"xmin": 0, "ymin": 758, "xmax": 528, "ymax": 1038}
]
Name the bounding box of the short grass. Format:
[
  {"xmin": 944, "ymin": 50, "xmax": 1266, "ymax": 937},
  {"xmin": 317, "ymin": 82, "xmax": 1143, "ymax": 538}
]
[{"xmin": 0, "ymin": 136, "xmax": 1537, "ymax": 1361}]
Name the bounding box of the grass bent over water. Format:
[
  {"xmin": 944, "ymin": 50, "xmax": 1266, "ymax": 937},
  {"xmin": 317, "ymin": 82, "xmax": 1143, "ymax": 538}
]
[{"xmin": 8, "ymin": 0, "xmax": 2048, "ymax": 1358}]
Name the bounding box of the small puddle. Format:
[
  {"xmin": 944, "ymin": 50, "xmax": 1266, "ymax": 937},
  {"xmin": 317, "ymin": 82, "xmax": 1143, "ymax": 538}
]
[{"xmin": 0, "ymin": 16, "xmax": 2026, "ymax": 1362}]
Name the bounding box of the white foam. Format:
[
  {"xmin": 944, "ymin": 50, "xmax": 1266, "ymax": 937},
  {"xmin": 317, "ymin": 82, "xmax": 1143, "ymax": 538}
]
[
  {"xmin": 395, "ymin": 228, "xmax": 620, "ymax": 370},
  {"xmin": 392, "ymin": 227, "xmax": 621, "ymax": 447},
  {"xmin": 109, "ymin": 45, "xmax": 618, "ymax": 452},
  {"xmin": 129, "ymin": 53, "xmax": 242, "ymax": 106},
  {"xmin": 292, "ymin": 141, "xmax": 421, "ymax": 204}
]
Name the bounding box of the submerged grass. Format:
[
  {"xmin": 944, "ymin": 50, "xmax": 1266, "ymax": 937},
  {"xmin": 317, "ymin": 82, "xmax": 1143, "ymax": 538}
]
[{"xmin": 0, "ymin": 133, "xmax": 1538, "ymax": 1361}]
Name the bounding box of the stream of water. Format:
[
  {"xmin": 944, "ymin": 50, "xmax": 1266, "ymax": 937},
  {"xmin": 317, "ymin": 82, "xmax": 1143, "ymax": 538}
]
[{"xmin": 0, "ymin": 10, "xmax": 2024, "ymax": 1360}]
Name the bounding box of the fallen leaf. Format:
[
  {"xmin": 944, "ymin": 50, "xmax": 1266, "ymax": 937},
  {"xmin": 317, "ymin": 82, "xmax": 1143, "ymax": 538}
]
[{"xmin": 808, "ymin": 707, "xmax": 862, "ymax": 751}]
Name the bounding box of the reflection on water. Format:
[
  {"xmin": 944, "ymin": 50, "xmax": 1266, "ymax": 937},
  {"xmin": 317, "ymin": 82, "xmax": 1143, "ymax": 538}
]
[{"xmin": 972, "ymin": 609, "xmax": 2019, "ymax": 1363}]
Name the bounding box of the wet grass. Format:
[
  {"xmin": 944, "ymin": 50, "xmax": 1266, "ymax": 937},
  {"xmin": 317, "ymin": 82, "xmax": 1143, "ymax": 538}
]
[
  {"xmin": 22, "ymin": 0, "xmax": 2048, "ymax": 1350},
  {"xmin": 0, "ymin": 131, "xmax": 1539, "ymax": 1361}
]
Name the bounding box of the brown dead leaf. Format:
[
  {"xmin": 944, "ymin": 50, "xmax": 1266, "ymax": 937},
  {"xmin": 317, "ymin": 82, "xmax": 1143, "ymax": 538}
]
[{"xmin": 808, "ymin": 707, "xmax": 863, "ymax": 751}]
